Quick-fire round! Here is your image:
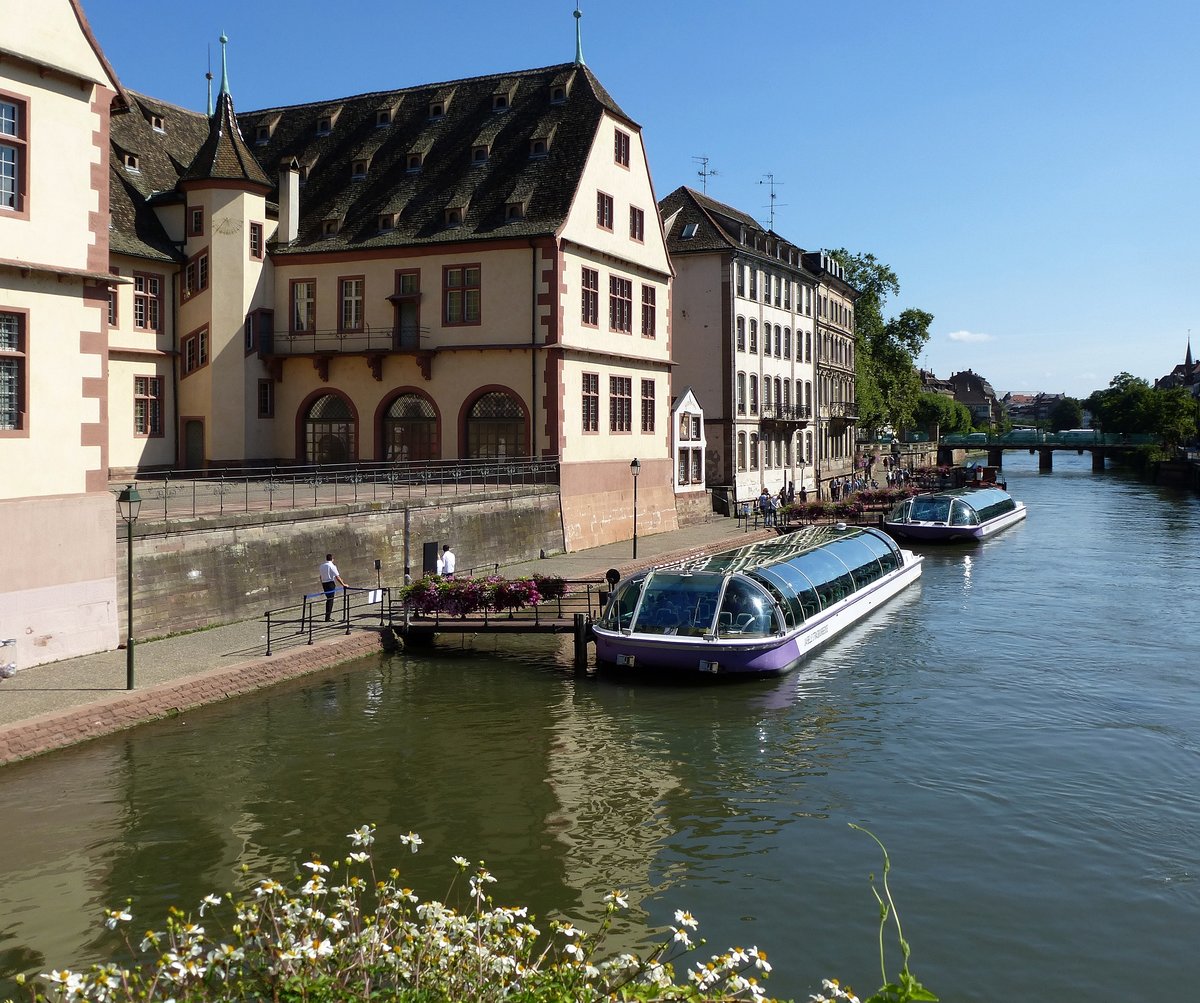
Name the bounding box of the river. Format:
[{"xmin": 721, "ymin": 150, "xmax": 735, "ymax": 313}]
[{"xmin": 2, "ymin": 449, "xmax": 1198, "ymax": 1002}]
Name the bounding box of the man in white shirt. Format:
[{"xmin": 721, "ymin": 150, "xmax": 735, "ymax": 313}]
[
  {"xmin": 440, "ymin": 544, "xmax": 456, "ymax": 577},
  {"xmin": 318, "ymin": 554, "xmax": 346, "ymax": 621}
]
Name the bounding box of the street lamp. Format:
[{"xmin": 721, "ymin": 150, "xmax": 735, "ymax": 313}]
[
  {"xmin": 629, "ymin": 457, "xmax": 641, "ymax": 559},
  {"xmin": 117, "ymin": 484, "xmax": 142, "ymax": 690}
]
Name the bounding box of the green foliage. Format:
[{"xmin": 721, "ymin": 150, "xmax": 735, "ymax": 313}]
[
  {"xmin": 1048, "ymin": 397, "xmax": 1082, "ymax": 432},
  {"xmin": 912, "ymin": 393, "xmax": 971, "ymax": 438},
  {"xmin": 1086, "ymin": 372, "xmax": 1199, "ymax": 446},
  {"xmin": 828, "ymin": 250, "xmax": 933, "ymax": 435}
]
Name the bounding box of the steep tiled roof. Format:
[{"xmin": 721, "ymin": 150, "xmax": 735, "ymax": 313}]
[
  {"xmin": 109, "ymin": 91, "xmax": 211, "ymax": 261},
  {"xmin": 658, "ymin": 186, "xmax": 812, "ymax": 272},
  {"xmin": 179, "ymin": 90, "xmax": 272, "ymax": 190},
  {"xmin": 239, "ymin": 62, "xmax": 629, "ymax": 254}
]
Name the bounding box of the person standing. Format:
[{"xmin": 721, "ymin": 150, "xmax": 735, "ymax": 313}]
[
  {"xmin": 440, "ymin": 544, "xmax": 456, "ymax": 577},
  {"xmin": 319, "ymin": 554, "xmax": 346, "ymax": 622}
]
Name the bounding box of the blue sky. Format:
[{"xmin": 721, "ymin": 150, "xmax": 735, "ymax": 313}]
[{"xmin": 85, "ymin": 0, "xmax": 1200, "ymax": 399}]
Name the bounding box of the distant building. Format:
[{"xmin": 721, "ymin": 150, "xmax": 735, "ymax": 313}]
[
  {"xmin": 1155, "ymin": 338, "xmax": 1200, "ymax": 397},
  {"xmin": 920, "ymin": 369, "xmax": 955, "ymax": 397},
  {"xmin": 1003, "ymin": 391, "xmax": 1065, "ymax": 424},
  {"xmin": 947, "ymin": 369, "xmax": 1000, "ymax": 428}
]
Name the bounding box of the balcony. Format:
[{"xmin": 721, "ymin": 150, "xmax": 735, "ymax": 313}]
[
  {"xmin": 821, "ymin": 401, "xmax": 859, "ymax": 428},
  {"xmin": 260, "ymin": 324, "xmax": 433, "ymax": 380},
  {"xmin": 759, "ymin": 404, "xmax": 812, "ymax": 427}
]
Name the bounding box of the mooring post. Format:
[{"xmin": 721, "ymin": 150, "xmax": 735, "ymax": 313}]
[{"xmin": 573, "ymin": 613, "xmax": 588, "ymax": 668}]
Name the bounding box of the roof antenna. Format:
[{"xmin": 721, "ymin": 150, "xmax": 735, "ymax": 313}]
[
  {"xmin": 573, "ymin": 2, "xmax": 585, "ymax": 66},
  {"xmin": 758, "ymin": 172, "xmax": 787, "ymax": 230},
  {"xmin": 206, "ymin": 45, "xmax": 213, "ymax": 116},
  {"xmin": 693, "ymin": 155, "xmax": 718, "ymax": 194}
]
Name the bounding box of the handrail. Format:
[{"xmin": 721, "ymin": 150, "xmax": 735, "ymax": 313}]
[{"xmin": 265, "ymin": 586, "xmax": 390, "ymax": 655}]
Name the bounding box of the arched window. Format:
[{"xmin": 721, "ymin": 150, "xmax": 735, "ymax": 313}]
[
  {"xmin": 762, "ymin": 377, "xmax": 771, "ymax": 410},
  {"xmin": 466, "ymin": 390, "xmax": 525, "ymax": 458},
  {"xmin": 304, "ymin": 393, "xmax": 355, "ymax": 464},
  {"xmin": 736, "ymin": 372, "xmax": 746, "ymax": 415},
  {"xmin": 749, "ymin": 375, "xmax": 758, "ymax": 414},
  {"xmin": 749, "ymin": 432, "xmax": 759, "ymax": 470},
  {"xmin": 783, "ymin": 328, "xmax": 791, "ymax": 358},
  {"xmin": 736, "ymin": 316, "xmax": 746, "ymax": 352},
  {"xmin": 774, "ymin": 377, "xmax": 782, "ymax": 408},
  {"xmin": 737, "ymin": 432, "xmax": 747, "ymax": 471},
  {"xmin": 782, "ymin": 379, "xmax": 791, "ymax": 410},
  {"xmin": 382, "ymin": 393, "xmax": 438, "ymax": 461}
]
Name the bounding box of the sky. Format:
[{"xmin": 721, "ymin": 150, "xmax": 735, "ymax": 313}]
[{"xmin": 84, "ymin": 0, "xmax": 1200, "ymax": 400}]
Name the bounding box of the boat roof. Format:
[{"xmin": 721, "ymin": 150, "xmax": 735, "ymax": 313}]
[
  {"xmin": 913, "ymin": 486, "xmax": 1014, "ymax": 509},
  {"xmin": 659, "ymin": 524, "xmax": 895, "ymax": 577}
]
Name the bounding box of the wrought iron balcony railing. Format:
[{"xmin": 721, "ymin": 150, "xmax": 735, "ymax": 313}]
[{"xmin": 261, "ymin": 324, "xmax": 430, "ymax": 356}]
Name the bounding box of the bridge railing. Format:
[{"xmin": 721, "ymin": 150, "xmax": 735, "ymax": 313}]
[
  {"xmin": 265, "ymin": 586, "xmax": 392, "ymax": 655},
  {"xmin": 941, "ymin": 432, "xmax": 1159, "ymax": 447}
]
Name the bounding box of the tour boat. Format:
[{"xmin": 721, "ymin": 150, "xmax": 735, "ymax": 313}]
[
  {"xmin": 883, "ymin": 485, "xmax": 1026, "ymax": 542},
  {"xmin": 592, "ymin": 525, "xmax": 922, "ymax": 677}
]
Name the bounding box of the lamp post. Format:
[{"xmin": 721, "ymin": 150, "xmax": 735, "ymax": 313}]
[
  {"xmin": 117, "ymin": 484, "xmax": 142, "ymax": 690},
  {"xmin": 629, "ymin": 457, "xmax": 641, "ymax": 559}
]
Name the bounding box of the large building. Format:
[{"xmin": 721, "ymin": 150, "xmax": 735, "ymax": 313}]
[
  {"xmin": 0, "ymin": 1, "xmax": 123, "ymax": 666},
  {"xmin": 659, "ymin": 186, "xmax": 860, "ymax": 505}
]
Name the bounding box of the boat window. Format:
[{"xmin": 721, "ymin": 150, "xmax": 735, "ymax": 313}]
[
  {"xmin": 748, "ymin": 571, "xmax": 797, "ymax": 629},
  {"xmin": 786, "ymin": 548, "xmax": 855, "ymax": 609},
  {"xmin": 716, "ymin": 577, "xmax": 776, "ymax": 637},
  {"xmin": 631, "ymin": 572, "xmax": 723, "ymax": 636},
  {"xmin": 600, "ymin": 577, "xmax": 643, "ymax": 630},
  {"xmin": 750, "ymin": 564, "xmax": 815, "ymax": 626},
  {"xmin": 824, "ymin": 535, "xmax": 886, "ymax": 590},
  {"xmin": 856, "ymin": 528, "xmax": 902, "ymax": 574},
  {"xmin": 949, "ymin": 499, "xmax": 979, "ymax": 526},
  {"xmin": 909, "ymin": 496, "xmax": 952, "ymax": 522}
]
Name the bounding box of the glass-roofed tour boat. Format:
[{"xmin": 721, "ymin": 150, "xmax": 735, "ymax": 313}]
[
  {"xmin": 883, "ymin": 485, "xmax": 1027, "ymax": 543},
  {"xmin": 592, "ymin": 525, "xmax": 922, "ymax": 677}
]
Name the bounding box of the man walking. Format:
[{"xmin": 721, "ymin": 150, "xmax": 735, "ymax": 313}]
[
  {"xmin": 319, "ymin": 553, "xmax": 346, "ymax": 622},
  {"xmin": 440, "ymin": 544, "xmax": 456, "ymax": 577}
]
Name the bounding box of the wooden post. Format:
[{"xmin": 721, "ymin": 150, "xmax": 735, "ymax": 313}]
[{"xmin": 573, "ymin": 613, "xmax": 589, "ymax": 669}]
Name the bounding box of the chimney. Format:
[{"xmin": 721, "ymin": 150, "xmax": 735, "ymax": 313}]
[{"xmin": 278, "ymin": 157, "xmax": 300, "ymax": 244}]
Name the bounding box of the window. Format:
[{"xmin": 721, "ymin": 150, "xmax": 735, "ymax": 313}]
[
  {"xmin": 181, "ymin": 327, "xmax": 209, "ymax": 377},
  {"xmin": 749, "ymin": 432, "xmax": 759, "ymax": 470},
  {"xmin": 133, "ymin": 375, "xmax": 163, "ymax": 437},
  {"xmin": 775, "ymin": 325, "xmax": 782, "ymax": 357},
  {"xmin": 736, "ymin": 316, "xmax": 745, "ymax": 352},
  {"xmin": 316, "ymin": 115, "xmax": 332, "ymax": 135},
  {"xmin": 376, "ymin": 109, "xmax": 392, "ymax": 128},
  {"xmin": 108, "ymin": 269, "xmax": 119, "ymax": 326},
  {"xmin": 339, "ymin": 276, "xmax": 364, "ymax": 332},
  {"xmin": 596, "ymin": 191, "xmax": 613, "ymax": 230},
  {"xmin": 783, "ymin": 328, "xmax": 791, "ymax": 358},
  {"xmin": 737, "ymin": 432, "xmax": 746, "ymax": 471},
  {"xmin": 774, "ymin": 275, "xmax": 781, "ymax": 307},
  {"xmin": 258, "ymin": 379, "xmax": 275, "ymax": 418},
  {"xmin": 736, "ymin": 372, "xmax": 745, "ymax": 415},
  {"xmin": 0, "ymin": 310, "xmax": 26, "ymax": 431},
  {"xmin": 181, "ymin": 249, "xmax": 208, "ymax": 302},
  {"xmin": 736, "ymin": 265, "xmax": 745, "ymax": 297},
  {"xmin": 640, "ymin": 378, "xmax": 655, "ymax": 432},
  {"xmin": 629, "ymin": 205, "xmax": 644, "ymax": 242},
  {"xmin": 691, "ymin": 449, "xmax": 702, "ymax": 484},
  {"xmin": 581, "ymin": 267, "xmax": 599, "ymax": 326},
  {"xmin": 614, "ymin": 128, "xmax": 630, "ymax": 167},
  {"xmin": 749, "ymin": 375, "xmax": 758, "ymax": 414},
  {"xmin": 150, "ymin": 114, "xmax": 164, "ymax": 133},
  {"xmin": 784, "ymin": 280, "xmax": 792, "ymax": 310},
  {"xmin": 640, "ymin": 285, "xmax": 656, "ymax": 338},
  {"xmin": 255, "ymin": 124, "xmax": 270, "ymax": 144},
  {"xmin": 249, "ymin": 221, "xmax": 263, "ymax": 259},
  {"xmin": 352, "ymin": 159, "xmax": 369, "ymax": 178},
  {"xmin": 291, "ymin": 279, "xmax": 316, "ymax": 333},
  {"xmin": 188, "ymin": 206, "xmax": 204, "ymax": 237},
  {"xmin": 407, "ymin": 153, "xmax": 423, "ymax": 172},
  {"xmin": 122, "ymin": 152, "xmax": 139, "ymax": 172},
  {"xmin": 609, "ymin": 376, "xmax": 632, "ymax": 432},
  {"xmin": 529, "ymin": 138, "xmax": 548, "ymax": 158},
  {"xmin": 609, "ymin": 276, "xmax": 632, "ymax": 333},
  {"xmin": 749, "ymin": 319, "xmax": 757, "ymax": 354},
  {"xmin": 133, "ymin": 272, "xmax": 162, "ymax": 332},
  {"xmin": 582, "ymin": 372, "xmax": 599, "ymax": 432},
  {"xmin": 444, "ymin": 265, "xmax": 481, "ymax": 325},
  {"xmin": 749, "ymin": 269, "xmax": 757, "ymax": 300},
  {"xmin": 472, "ymin": 145, "xmax": 488, "ymax": 164},
  {"xmin": 1, "ymin": 94, "xmax": 27, "ymax": 214}
]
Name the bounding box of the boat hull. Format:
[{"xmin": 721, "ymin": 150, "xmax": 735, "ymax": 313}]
[{"xmin": 593, "ymin": 557, "xmax": 922, "ymax": 677}]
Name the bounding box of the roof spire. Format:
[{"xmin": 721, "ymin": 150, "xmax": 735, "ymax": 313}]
[
  {"xmin": 573, "ymin": 2, "xmax": 585, "ymax": 66},
  {"xmin": 205, "ymin": 45, "xmax": 214, "ymax": 116},
  {"xmin": 219, "ymin": 32, "xmax": 230, "ymax": 97}
]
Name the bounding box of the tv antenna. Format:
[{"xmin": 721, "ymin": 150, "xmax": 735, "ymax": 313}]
[
  {"xmin": 758, "ymin": 173, "xmax": 787, "ymax": 230},
  {"xmin": 692, "ymin": 156, "xmax": 718, "ymax": 194}
]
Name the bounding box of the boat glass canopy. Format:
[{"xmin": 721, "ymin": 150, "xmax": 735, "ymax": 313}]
[
  {"xmin": 598, "ymin": 526, "xmax": 908, "ymax": 639},
  {"xmin": 889, "ymin": 486, "xmax": 1016, "ymax": 526}
]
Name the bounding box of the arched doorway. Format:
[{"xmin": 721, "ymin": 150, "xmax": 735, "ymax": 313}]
[
  {"xmin": 304, "ymin": 393, "xmax": 356, "ymax": 464},
  {"xmin": 382, "ymin": 392, "xmax": 438, "ymax": 461},
  {"xmin": 464, "ymin": 390, "xmax": 525, "ymax": 458}
]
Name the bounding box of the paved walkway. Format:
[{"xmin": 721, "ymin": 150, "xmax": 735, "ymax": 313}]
[{"xmin": 0, "ymin": 517, "xmax": 773, "ymax": 765}]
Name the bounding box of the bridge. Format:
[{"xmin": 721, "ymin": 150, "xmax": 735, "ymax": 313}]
[{"xmin": 939, "ymin": 432, "xmax": 1159, "ymax": 472}]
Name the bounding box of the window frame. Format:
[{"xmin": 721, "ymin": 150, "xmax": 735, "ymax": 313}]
[
  {"xmin": 133, "ymin": 271, "xmax": 163, "ymax": 333},
  {"xmin": 180, "ymin": 248, "xmax": 209, "ymax": 303},
  {"xmin": 614, "ymin": 128, "xmax": 630, "ymax": 168},
  {"xmin": 640, "ymin": 378, "xmax": 655, "ymax": 433},
  {"xmin": 581, "ymin": 371, "xmax": 599, "ymax": 433},
  {"xmin": 608, "ymin": 275, "xmax": 632, "ymax": 333},
  {"xmin": 443, "ymin": 263, "xmax": 482, "ymax": 326},
  {"xmin": 596, "ymin": 190, "xmax": 614, "ymax": 231},
  {"xmin": 0, "ymin": 307, "xmax": 28, "ymax": 435},
  {"xmin": 133, "ymin": 374, "xmax": 163, "ymax": 438},
  {"xmin": 0, "ymin": 91, "xmax": 29, "ymax": 218},
  {"xmin": 188, "ymin": 206, "xmax": 204, "ymax": 237},
  {"xmin": 581, "ymin": 267, "xmax": 599, "ymax": 327},
  {"xmin": 609, "ymin": 375, "xmax": 632, "ymax": 433},
  {"xmin": 640, "ymin": 284, "xmax": 656, "ymax": 339},
  {"xmin": 290, "ymin": 278, "xmax": 317, "ymax": 334},
  {"xmin": 249, "ymin": 221, "xmax": 264, "ymax": 260},
  {"xmin": 339, "ymin": 275, "xmax": 366, "ymax": 333},
  {"xmin": 180, "ymin": 325, "xmax": 209, "ymax": 378},
  {"xmin": 629, "ymin": 205, "xmax": 644, "ymax": 242},
  {"xmin": 257, "ymin": 378, "xmax": 275, "ymax": 418}
]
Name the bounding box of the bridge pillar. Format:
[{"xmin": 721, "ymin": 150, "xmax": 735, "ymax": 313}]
[
  {"xmin": 1038, "ymin": 447, "xmax": 1053, "ymax": 472},
  {"xmin": 936, "ymin": 444, "xmax": 953, "ymax": 466},
  {"xmin": 987, "ymin": 448, "xmax": 1003, "ymax": 468},
  {"xmin": 1092, "ymin": 448, "xmax": 1106, "ymax": 471}
]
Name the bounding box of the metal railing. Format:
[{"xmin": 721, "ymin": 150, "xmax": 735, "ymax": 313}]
[
  {"xmin": 115, "ymin": 456, "xmax": 560, "ymax": 522},
  {"xmin": 261, "ymin": 324, "xmax": 430, "ymax": 355},
  {"xmin": 399, "ymin": 579, "xmax": 610, "ymax": 627},
  {"xmin": 759, "ymin": 404, "xmax": 812, "ymax": 423},
  {"xmin": 265, "ymin": 585, "xmax": 392, "ymax": 654}
]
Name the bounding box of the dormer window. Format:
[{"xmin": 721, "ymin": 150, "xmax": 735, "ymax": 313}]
[
  {"xmin": 550, "ymin": 86, "xmax": 566, "ymax": 104},
  {"xmin": 529, "ymin": 138, "xmax": 548, "ymax": 159},
  {"xmin": 150, "ymin": 114, "xmax": 165, "ymax": 133},
  {"xmin": 123, "ymin": 152, "xmax": 140, "ymax": 172},
  {"xmin": 428, "ymin": 101, "xmax": 444, "ymax": 120},
  {"xmin": 378, "ymin": 212, "xmax": 397, "ymax": 232},
  {"xmin": 492, "ymin": 94, "xmax": 508, "ymax": 111},
  {"xmin": 255, "ymin": 124, "xmax": 270, "ymax": 145},
  {"xmin": 444, "ymin": 208, "xmax": 463, "ymax": 228},
  {"xmin": 376, "ymin": 109, "xmax": 392, "ymax": 128},
  {"xmin": 407, "ymin": 153, "xmax": 423, "ymax": 172},
  {"xmin": 351, "ymin": 159, "xmax": 369, "ymax": 179},
  {"xmin": 316, "ymin": 115, "xmax": 332, "ymax": 136},
  {"xmin": 322, "ymin": 218, "xmax": 340, "ymax": 237},
  {"xmin": 681, "ymin": 222, "xmax": 699, "ymax": 240},
  {"xmin": 298, "ymin": 163, "xmax": 310, "ymax": 184},
  {"xmin": 472, "ymin": 145, "xmax": 489, "ymax": 165},
  {"xmin": 505, "ymin": 201, "xmax": 525, "ymax": 221}
]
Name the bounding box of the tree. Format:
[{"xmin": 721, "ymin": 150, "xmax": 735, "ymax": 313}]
[
  {"xmin": 829, "ymin": 250, "xmax": 933, "ymax": 435},
  {"xmin": 1048, "ymin": 397, "xmax": 1082, "ymax": 431},
  {"xmin": 1086, "ymin": 373, "xmax": 1199, "ymax": 445},
  {"xmin": 913, "ymin": 392, "xmax": 971, "ymax": 438}
]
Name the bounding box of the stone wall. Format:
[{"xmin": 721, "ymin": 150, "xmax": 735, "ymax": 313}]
[{"xmin": 118, "ymin": 487, "xmax": 564, "ymax": 637}]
